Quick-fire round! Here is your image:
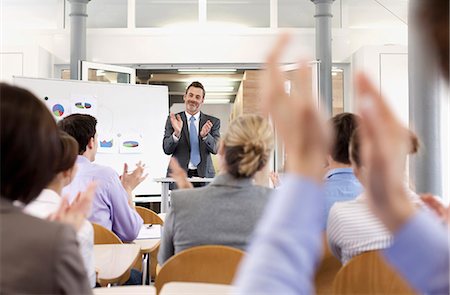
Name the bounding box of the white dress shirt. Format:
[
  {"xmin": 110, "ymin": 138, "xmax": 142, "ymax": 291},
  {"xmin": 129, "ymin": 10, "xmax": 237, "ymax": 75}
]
[
  {"xmin": 24, "ymin": 189, "xmax": 96, "ymax": 288},
  {"xmin": 172, "ymin": 111, "xmax": 201, "ymax": 170}
]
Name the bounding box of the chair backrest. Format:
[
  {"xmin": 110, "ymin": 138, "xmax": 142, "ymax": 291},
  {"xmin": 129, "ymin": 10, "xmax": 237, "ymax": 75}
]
[
  {"xmin": 154, "ymin": 245, "xmax": 244, "ymax": 294},
  {"xmin": 92, "ymin": 223, "xmax": 123, "ymax": 244},
  {"xmin": 315, "ymin": 234, "xmax": 342, "ymax": 294},
  {"xmin": 135, "ymin": 206, "xmax": 164, "ymax": 225},
  {"xmin": 332, "ymin": 250, "xmax": 416, "ymax": 294}
]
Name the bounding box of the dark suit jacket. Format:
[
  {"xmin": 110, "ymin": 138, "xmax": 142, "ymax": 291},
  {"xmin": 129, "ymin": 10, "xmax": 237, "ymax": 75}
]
[
  {"xmin": 163, "ymin": 111, "xmax": 220, "ymax": 178},
  {"xmin": 0, "ymin": 197, "xmax": 92, "ymax": 294}
]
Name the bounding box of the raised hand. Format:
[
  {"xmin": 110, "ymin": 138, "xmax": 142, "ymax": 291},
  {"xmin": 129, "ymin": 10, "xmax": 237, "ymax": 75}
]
[
  {"xmin": 200, "ymin": 120, "xmax": 213, "ymax": 138},
  {"xmin": 169, "ymin": 157, "xmax": 193, "ymax": 189},
  {"xmin": 121, "ymin": 161, "xmax": 148, "ymax": 197},
  {"xmin": 356, "ymin": 73, "xmax": 416, "ymax": 232},
  {"xmin": 420, "ymin": 193, "xmax": 449, "ymax": 225},
  {"xmin": 262, "ymin": 33, "xmax": 329, "ymax": 181},
  {"xmin": 170, "ymin": 112, "xmax": 183, "ymax": 138}
]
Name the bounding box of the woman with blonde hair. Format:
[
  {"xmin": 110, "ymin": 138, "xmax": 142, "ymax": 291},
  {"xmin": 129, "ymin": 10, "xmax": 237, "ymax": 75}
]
[{"xmin": 158, "ymin": 114, "xmax": 274, "ymax": 264}]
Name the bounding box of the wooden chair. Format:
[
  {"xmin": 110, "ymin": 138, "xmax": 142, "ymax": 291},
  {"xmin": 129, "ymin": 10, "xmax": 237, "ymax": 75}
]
[
  {"xmin": 154, "ymin": 245, "xmax": 245, "ymax": 294},
  {"xmin": 92, "ymin": 223, "xmax": 122, "ymax": 245},
  {"xmin": 332, "ymin": 250, "xmax": 416, "ymax": 294},
  {"xmin": 135, "ymin": 206, "xmax": 164, "ymax": 280},
  {"xmin": 315, "ymin": 234, "xmax": 342, "ymax": 294},
  {"xmin": 135, "ymin": 206, "xmax": 164, "ymax": 225}
]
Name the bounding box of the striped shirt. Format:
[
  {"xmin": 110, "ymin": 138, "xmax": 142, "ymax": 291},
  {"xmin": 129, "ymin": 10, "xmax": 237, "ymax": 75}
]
[{"xmin": 327, "ymin": 189, "xmax": 420, "ymax": 265}]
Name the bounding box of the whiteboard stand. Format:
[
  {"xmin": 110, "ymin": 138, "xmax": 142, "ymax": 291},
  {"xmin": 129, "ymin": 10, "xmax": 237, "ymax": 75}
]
[{"xmin": 154, "ymin": 178, "xmax": 215, "ymax": 213}]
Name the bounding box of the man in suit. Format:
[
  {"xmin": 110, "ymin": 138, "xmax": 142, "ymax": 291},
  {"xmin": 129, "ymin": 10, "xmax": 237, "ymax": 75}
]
[{"xmin": 163, "ymin": 81, "xmax": 220, "ymax": 184}]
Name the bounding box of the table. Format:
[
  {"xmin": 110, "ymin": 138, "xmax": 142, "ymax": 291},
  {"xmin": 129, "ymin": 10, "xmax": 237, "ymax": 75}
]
[
  {"xmin": 133, "ymin": 226, "xmax": 161, "ymax": 285},
  {"xmin": 154, "ymin": 177, "xmax": 215, "ymax": 213},
  {"xmin": 94, "ymin": 244, "xmax": 141, "ymax": 287},
  {"xmin": 94, "ymin": 286, "xmax": 156, "ymax": 295},
  {"xmin": 160, "ymin": 282, "xmax": 236, "ymax": 295}
]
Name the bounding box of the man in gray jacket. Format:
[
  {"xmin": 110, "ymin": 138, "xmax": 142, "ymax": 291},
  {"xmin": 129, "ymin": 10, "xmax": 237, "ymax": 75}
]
[{"xmin": 163, "ymin": 81, "xmax": 220, "ymax": 182}]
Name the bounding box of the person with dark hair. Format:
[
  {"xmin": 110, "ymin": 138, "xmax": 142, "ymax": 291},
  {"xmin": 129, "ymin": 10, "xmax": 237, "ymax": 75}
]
[
  {"xmin": 163, "ymin": 81, "xmax": 220, "ymax": 186},
  {"xmin": 25, "ymin": 131, "xmax": 96, "ymax": 287},
  {"xmin": 0, "ymin": 83, "xmax": 92, "ymax": 294},
  {"xmin": 59, "ymin": 114, "xmax": 145, "ymax": 243},
  {"xmin": 323, "ymin": 112, "xmax": 362, "ymax": 224},
  {"xmin": 327, "ymin": 129, "xmax": 421, "ymax": 264},
  {"xmin": 158, "ymin": 114, "xmax": 273, "ymax": 264}
]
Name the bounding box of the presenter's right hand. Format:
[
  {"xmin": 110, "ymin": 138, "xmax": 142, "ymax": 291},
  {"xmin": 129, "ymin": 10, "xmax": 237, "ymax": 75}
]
[{"xmin": 170, "ymin": 112, "xmax": 183, "ymax": 138}]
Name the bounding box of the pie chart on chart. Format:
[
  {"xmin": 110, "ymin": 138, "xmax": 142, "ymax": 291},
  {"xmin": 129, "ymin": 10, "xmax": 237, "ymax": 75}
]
[{"xmin": 52, "ymin": 104, "xmax": 65, "ymax": 117}]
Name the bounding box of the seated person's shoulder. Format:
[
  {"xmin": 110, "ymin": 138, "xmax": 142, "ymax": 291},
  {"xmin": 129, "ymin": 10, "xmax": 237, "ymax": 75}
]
[{"xmin": 88, "ymin": 162, "xmax": 120, "ymax": 181}]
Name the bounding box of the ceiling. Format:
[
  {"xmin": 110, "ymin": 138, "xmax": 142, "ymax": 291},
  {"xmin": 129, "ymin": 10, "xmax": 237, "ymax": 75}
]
[{"xmin": 136, "ymin": 69, "xmax": 245, "ymax": 105}]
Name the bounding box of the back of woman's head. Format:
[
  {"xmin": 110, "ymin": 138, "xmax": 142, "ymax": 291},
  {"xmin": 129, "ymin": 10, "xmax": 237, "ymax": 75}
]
[
  {"xmin": 56, "ymin": 131, "xmax": 79, "ymax": 174},
  {"xmin": 1, "ymin": 83, "xmax": 60, "ymax": 204},
  {"xmin": 349, "ymin": 128, "xmax": 420, "ymax": 168},
  {"xmin": 223, "ymin": 114, "xmax": 273, "ymax": 178}
]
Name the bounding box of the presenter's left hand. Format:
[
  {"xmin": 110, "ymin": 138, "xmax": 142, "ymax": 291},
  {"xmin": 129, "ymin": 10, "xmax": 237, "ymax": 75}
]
[{"xmin": 200, "ymin": 120, "xmax": 213, "ymax": 138}]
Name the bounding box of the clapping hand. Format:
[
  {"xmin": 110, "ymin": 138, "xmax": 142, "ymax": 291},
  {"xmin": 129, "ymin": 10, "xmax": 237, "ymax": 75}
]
[
  {"xmin": 121, "ymin": 161, "xmax": 148, "ymax": 196},
  {"xmin": 170, "ymin": 112, "xmax": 183, "ymax": 138},
  {"xmin": 200, "ymin": 120, "xmax": 213, "ymax": 138},
  {"xmin": 356, "ymin": 73, "xmax": 416, "ymax": 232},
  {"xmin": 48, "ymin": 182, "xmax": 97, "ymax": 231},
  {"xmin": 169, "ymin": 158, "xmax": 193, "ymax": 189},
  {"xmin": 262, "ymin": 33, "xmax": 329, "ymax": 181}
]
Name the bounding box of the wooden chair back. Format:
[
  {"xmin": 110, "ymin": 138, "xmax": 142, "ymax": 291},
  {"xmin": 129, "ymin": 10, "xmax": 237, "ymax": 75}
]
[
  {"xmin": 315, "ymin": 234, "xmax": 342, "ymax": 294},
  {"xmin": 332, "ymin": 250, "xmax": 416, "ymax": 294},
  {"xmin": 154, "ymin": 245, "xmax": 244, "ymax": 294},
  {"xmin": 135, "ymin": 206, "xmax": 164, "ymax": 225},
  {"xmin": 92, "ymin": 223, "xmax": 123, "ymax": 244}
]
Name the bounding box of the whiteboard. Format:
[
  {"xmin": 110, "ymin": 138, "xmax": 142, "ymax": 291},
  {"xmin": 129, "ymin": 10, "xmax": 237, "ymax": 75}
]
[{"xmin": 13, "ymin": 76, "xmax": 170, "ymax": 196}]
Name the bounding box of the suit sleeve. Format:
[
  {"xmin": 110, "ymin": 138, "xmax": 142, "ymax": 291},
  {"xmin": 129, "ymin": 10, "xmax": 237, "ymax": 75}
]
[
  {"xmin": 56, "ymin": 225, "xmax": 93, "ymax": 295},
  {"xmin": 158, "ymin": 195, "xmax": 176, "ymax": 265},
  {"xmin": 163, "ymin": 115, "xmax": 179, "ymax": 155},
  {"xmin": 203, "ymin": 118, "xmax": 220, "ymax": 154}
]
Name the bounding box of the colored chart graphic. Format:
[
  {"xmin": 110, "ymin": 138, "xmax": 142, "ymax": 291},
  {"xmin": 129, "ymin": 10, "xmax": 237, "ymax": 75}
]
[
  {"xmin": 75, "ymin": 102, "xmax": 92, "ymax": 109},
  {"xmin": 123, "ymin": 141, "xmax": 139, "ymax": 148},
  {"xmin": 52, "ymin": 104, "xmax": 65, "ymax": 117},
  {"xmin": 100, "ymin": 139, "xmax": 113, "ymax": 148}
]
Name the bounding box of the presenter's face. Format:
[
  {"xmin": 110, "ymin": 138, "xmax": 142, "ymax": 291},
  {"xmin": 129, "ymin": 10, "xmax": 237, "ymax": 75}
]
[{"xmin": 184, "ymin": 86, "xmax": 204, "ymax": 115}]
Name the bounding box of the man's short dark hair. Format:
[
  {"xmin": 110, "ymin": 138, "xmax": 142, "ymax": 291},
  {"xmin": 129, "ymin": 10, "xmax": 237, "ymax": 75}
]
[
  {"xmin": 58, "ymin": 114, "xmax": 97, "ymax": 155},
  {"xmin": 1, "ymin": 83, "xmax": 61, "ymax": 204},
  {"xmin": 186, "ymin": 81, "xmax": 205, "ymax": 98},
  {"xmin": 329, "ymin": 112, "xmax": 360, "ymax": 164}
]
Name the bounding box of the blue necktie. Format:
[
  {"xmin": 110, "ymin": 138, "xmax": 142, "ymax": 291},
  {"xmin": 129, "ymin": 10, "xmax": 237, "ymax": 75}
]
[{"xmin": 189, "ymin": 116, "xmax": 200, "ymax": 166}]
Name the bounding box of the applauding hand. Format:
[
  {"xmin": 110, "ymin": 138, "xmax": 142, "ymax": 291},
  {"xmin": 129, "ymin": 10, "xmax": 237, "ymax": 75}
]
[
  {"xmin": 170, "ymin": 112, "xmax": 183, "ymax": 138},
  {"xmin": 169, "ymin": 158, "xmax": 193, "ymax": 189}
]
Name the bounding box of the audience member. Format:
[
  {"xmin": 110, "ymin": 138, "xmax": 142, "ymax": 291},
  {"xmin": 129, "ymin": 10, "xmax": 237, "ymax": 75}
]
[
  {"xmin": 59, "ymin": 114, "xmax": 145, "ymax": 242},
  {"xmin": 0, "ymin": 83, "xmax": 92, "ymax": 294},
  {"xmin": 25, "ymin": 131, "xmax": 97, "ymax": 287},
  {"xmin": 327, "ymin": 129, "xmax": 421, "ymax": 264},
  {"xmin": 323, "ymin": 113, "xmax": 362, "ymax": 224},
  {"xmin": 236, "ymin": 4, "xmax": 449, "ymax": 289},
  {"xmin": 158, "ymin": 114, "xmax": 273, "ymax": 264}
]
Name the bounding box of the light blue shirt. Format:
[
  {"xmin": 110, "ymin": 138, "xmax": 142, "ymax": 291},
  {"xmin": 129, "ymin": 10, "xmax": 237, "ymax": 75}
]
[
  {"xmin": 323, "ymin": 168, "xmax": 363, "ymax": 225},
  {"xmin": 63, "ymin": 156, "xmax": 143, "ymax": 242},
  {"xmin": 383, "ymin": 210, "xmax": 449, "ymax": 294},
  {"xmin": 234, "ymin": 174, "xmax": 324, "ymax": 294}
]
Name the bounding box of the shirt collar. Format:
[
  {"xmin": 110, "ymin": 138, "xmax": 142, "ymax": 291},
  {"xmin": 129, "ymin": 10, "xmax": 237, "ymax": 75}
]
[
  {"xmin": 35, "ymin": 189, "xmax": 61, "ymax": 204},
  {"xmin": 324, "ymin": 167, "xmax": 355, "ymax": 179},
  {"xmin": 185, "ymin": 111, "xmax": 200, "ymax": 121},
  {"xmin": 76, "ymin": 155, "xmax": 91, "ymax": 164}
]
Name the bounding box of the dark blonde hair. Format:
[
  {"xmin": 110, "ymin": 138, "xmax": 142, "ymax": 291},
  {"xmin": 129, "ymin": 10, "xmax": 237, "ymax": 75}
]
[{"xmin": 223, "ymin": 115, "xmax": 273, "ymax": 178}]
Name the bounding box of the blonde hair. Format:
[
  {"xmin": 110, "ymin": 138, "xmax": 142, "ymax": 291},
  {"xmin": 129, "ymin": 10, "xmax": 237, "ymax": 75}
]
[{"xmin": 223, "ymin": 114, "xmax": 273, "ymax": 178}]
